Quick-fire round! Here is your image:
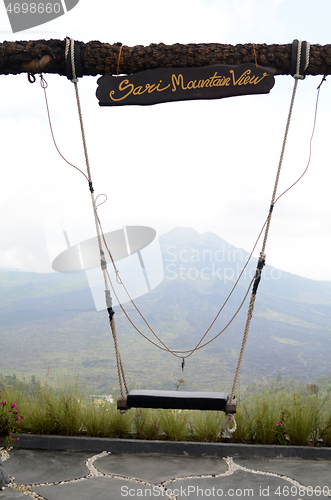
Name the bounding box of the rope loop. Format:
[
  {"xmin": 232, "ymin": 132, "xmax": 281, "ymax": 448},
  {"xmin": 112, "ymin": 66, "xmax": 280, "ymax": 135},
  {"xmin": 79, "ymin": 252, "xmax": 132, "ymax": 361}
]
[
  {"xmin": 290, "ymin": 39, "xmax": 310, "ymax": 80},
  {"xmin": 115, "ymin": 269, "xmax": 122, "ymax": 284},
  {"xmin": 39, "ymin": 74, "xmax": 48, "ymax": 89},
  {"xmin": 65, "ymin": 37, "xmax": 83, "ymax": 82},
  {"xmin": 27, "ymin": 72, "xmax": 36, "ymax": 83},
  {"xmin": 225, "ymin": 413, "xmax": 237, "ymax": 434}
]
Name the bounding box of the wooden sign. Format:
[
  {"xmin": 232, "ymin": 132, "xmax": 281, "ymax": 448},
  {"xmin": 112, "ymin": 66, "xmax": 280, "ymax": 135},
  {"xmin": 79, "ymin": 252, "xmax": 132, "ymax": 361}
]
[{"xmin": 96, "ymin": 63, "xmax": 275, "ymax": 106}]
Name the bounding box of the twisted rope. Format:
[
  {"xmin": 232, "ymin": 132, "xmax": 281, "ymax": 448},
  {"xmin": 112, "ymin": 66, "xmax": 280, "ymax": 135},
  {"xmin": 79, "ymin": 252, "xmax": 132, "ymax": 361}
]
[
  {"xmin": 227, "ymin": 41, "xmax": 310, "ymax": 427},
  {"xmin": 42, "ymin": 39, "xmax": 322, "ymax": 415},
  {"xmin": 110, "ymin": 316, "xmax": 129, "ymax": 398},
  {"xmin": 65, "ymin": 38, "xmax": 128, "ymax": 398}
]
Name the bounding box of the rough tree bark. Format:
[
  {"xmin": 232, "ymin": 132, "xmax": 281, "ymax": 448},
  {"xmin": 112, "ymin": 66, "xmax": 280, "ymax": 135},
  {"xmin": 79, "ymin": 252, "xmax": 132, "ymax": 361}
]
[{"xmin": 1, "ymin": 39, "xmax": 331, "ymax": 77}]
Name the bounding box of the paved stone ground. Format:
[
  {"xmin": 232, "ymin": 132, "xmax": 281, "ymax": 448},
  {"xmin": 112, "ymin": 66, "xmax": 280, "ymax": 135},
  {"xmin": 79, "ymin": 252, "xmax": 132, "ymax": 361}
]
[{"xmin": 1, "ymin": 447, "xmax": 330, "ymax": 500}]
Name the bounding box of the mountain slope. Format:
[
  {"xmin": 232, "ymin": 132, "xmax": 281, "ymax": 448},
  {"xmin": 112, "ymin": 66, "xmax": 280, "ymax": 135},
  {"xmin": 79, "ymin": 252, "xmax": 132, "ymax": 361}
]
[{"xmin": 1, "ymin": 227, "xmax": 330, "ymax": 392}]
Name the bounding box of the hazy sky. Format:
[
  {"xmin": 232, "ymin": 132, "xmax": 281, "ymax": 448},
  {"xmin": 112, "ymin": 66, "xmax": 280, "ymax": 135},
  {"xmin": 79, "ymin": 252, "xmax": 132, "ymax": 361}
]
[{"xmin": 1, "ymin": 0, "xmax": 331, "ymax": 281}]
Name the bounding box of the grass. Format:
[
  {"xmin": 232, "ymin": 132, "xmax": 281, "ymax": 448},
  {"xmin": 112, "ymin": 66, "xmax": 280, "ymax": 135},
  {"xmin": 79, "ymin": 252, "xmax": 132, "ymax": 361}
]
[
  {"xmin": 1, "ymin": 377, "xmax": 331, "ymax": 446},
  {"xmin": 231, "ymin": 386, "xmax": 325, "ymax": 446}
]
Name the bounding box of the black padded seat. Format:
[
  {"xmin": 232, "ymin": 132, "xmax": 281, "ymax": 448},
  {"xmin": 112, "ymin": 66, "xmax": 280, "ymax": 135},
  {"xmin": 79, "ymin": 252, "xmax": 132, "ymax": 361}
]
[{"xmin": 126, "ymin": 390, "xmax": 229, "ymax": 411}]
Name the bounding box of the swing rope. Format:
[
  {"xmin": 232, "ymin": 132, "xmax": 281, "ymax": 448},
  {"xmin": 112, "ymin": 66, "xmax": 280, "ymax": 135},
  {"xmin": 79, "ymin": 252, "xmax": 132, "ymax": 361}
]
[
  {"xmin": 224, "ymin": 39, "xmax": 310, "ymax": 434},
  {"xmin": 36, "ymin": 38, "xmax": 324, "ymax": 420},
  {"xmin": 64, "ymin": 37, "xmax": 128, "ymax": 399},
  {"xmin": 106, "ymin": 265, "xmax": 255, "ymax": 355}
]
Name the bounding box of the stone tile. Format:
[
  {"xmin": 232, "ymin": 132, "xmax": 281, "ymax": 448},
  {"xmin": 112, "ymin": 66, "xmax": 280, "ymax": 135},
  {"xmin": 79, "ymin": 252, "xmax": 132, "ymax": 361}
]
[
  {"xmin": 4, "ymin": 449, "xmax": 92, "ymax": 485},
  {"xmin": 236, "ymin": 458, "xmax": 331, "ymax": 489},
  {"xmin": 32, "ymin": 476, "xmax": 165, "ymax": 500},
  {"xmin": 2, "ymin": 449, "xmax": 331, "ymax": 500},
  {"xmin": 168, "ymin": 469, "xmax": 320, "ymax": 500},
  {"xmin": 95, "ymin": 453, "xmax": 228, "ymax": 483},
  {"xmin": 0, "ymin": 487, "xmax": 30, "ymax": 499}
]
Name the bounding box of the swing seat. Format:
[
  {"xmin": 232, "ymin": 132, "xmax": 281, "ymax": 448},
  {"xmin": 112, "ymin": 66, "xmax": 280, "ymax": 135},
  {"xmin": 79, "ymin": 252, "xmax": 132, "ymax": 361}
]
[{"xmin": 118, "ymin": 390, "xmax": 236, "ymax": 413}]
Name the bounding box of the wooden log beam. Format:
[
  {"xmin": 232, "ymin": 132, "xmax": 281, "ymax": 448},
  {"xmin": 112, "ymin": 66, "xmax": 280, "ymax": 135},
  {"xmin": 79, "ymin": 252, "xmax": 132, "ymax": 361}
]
[{"xmin": 1, "ymin": 39, "xmax": 331, "ymax": 77}]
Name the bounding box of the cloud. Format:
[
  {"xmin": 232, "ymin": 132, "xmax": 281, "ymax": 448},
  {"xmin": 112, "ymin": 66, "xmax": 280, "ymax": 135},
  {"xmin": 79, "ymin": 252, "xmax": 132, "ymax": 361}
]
[{"xmin": 1, "ymin": 0, "xmax": 331, "ymax": 280}]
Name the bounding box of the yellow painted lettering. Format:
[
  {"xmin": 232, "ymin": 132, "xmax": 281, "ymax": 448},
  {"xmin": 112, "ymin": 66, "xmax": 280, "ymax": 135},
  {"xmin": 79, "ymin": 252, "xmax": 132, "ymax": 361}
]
[
  {"xmin": 216, "ymin": 76, "xmax": 228, "ymax": 86},
  {"xmin": 186, "ymin": 80, "xmax": 196, "ymax": 89},
  {"xmin": 133, "ymin": 85, "xmax": 146, "ymax": 95},
  {"xmin": 230, "ymin": 69, "xmax": 251, "ymax": 85},
  {"xmin": 210, "ymin": 72, "xmax": 221, "ymax": 87},
  {"xmin": 156, "ymin": 80, "xmax": 171, "ymax": 92},
  {"xmin": 110, "ymin": 79, "xmax": 134, "ymax": 101},
  {"xmin": 147, "ymin": 84, "xmax": 156, "ymax": 93},
  {"xmin": 253, "ymin": 72, "xmax": 268, "ymax": 84},
  {"xmin": 172, "ymin": 73, "xmax": 186, "ymax": 91}
]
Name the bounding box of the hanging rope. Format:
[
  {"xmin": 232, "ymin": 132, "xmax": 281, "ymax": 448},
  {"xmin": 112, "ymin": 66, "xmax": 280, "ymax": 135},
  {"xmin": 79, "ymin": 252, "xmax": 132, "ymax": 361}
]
[
  {"xmin": 36, "ymin": 38, "xmax": 324, "ymax": 416},
  {"xmin": 64, "ymin": 37, "xmax": 128, "ymax": 399},
  {"xmin": 37, "ymin": 42, "xmax": 256, "ymax": 388},
  {"xmin": 56, "ymin": 40, "xmax": 311, "ymax": 365},
  {"xmin": 97, "ymin": 200, "xmax": 269, "ymax": 359},
  {"xmin": 105, "ymin": 266, "xmax": 255, "ymax": 356},
  {"xmin": 224, "ymin": 40, "xmax": 311, "ymax": 433}
]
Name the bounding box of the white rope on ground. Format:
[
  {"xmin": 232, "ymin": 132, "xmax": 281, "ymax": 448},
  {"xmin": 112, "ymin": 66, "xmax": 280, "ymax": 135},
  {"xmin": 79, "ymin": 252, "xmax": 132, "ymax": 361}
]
[{"xmin": 65, "ymin": 38, "xmax": 128, "ymax": 399}]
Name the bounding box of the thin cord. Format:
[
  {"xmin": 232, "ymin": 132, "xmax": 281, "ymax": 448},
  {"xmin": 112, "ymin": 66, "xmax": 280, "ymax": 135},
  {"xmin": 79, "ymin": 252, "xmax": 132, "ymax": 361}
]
[
  {"xmin": 275, "ymin": 76, "xmax": 324, "ymax": 204},
  {"xmin": 95, "ymin": 194, "xmax": 108, "ymax": 208},
  {"xmin": 37, "ymin": 52, "xmax": 271, "ymax": 362},
  {"xmin": 39, "ymin": 69, "xmax": 322, "ymax": 362},
  {"xmin": 39, "ymin": 75, "xmax": 89, "ymax": 182},
  {"xmin": 96, "ymin": 189, "xmax": 272, "ymax": 359},
  {"xmin": 39, "ymin": 43, "xmax": 323, "ymax": 368},
  {"xmin": 106, "ymin": 263, "xmax": 255, "ymax": 356},
  {"xmin": 116, "ymin": 44, "xmax": 123, "ymax": 78},
  {"xmin": 253, "ymin": 43, "xmax": 258, "ymax": 68}
]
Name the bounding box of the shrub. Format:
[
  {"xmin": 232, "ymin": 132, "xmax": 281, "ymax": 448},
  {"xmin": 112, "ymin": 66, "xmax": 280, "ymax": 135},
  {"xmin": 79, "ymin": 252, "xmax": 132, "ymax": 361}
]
[{"xmin": 0, "ymin": 399, "xmax": 23, "ymax": 449}]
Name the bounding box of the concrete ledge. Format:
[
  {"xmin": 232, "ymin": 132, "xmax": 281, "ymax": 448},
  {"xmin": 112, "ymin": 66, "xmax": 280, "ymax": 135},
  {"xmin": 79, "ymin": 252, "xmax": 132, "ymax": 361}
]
[{"xmin": 16, "ymin": 434, "xmax": 331, "ymax": 460}]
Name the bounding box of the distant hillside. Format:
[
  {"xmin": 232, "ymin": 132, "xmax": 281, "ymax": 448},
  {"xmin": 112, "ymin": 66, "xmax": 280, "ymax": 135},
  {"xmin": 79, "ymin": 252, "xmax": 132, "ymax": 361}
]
[{"xmin": 1, "ymin": 227, "xmax": 331, "ymax": 393}]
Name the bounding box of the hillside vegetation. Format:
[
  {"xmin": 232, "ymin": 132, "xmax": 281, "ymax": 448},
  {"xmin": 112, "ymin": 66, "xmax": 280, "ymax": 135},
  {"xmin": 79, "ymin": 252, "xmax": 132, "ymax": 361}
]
[
  {"xmin": 1, "ymin": 227, "xmax": 331, "ymax": 393},
  {"xmin": 1, "ymin": 374, "xmax": 331, "ymax": 446}
]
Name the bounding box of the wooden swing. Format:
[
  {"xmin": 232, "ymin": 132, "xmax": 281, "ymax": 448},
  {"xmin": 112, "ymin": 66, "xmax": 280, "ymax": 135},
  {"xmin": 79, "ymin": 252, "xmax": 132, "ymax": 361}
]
[
  {"xmin": 118, "ymin": 390, "xmax": 237, "ymax": 413},
  {"xmin": 58, "ymin": 39, "xmax": 310, "ymax": 429}
]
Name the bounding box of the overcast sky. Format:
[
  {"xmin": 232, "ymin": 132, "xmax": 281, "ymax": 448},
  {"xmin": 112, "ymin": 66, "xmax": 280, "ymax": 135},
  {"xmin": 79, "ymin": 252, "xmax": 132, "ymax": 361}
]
[{"xmin": 1, "ymin": 0, "xmax": 331, "ymax": 281}]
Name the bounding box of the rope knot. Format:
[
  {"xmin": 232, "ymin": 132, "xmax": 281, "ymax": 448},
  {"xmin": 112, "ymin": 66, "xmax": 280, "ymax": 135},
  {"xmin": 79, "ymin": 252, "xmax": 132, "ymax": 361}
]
[
  {"xmin": 39, "ymin": 75, "xmax": 48, "ymax": 89},
  {"xmin": 290, "ymin": 40, "xmax": 310, "ymax": 80},
  {"xmin": 65, "ymin": 37, "xmax": 83, "ymax": 82}
]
